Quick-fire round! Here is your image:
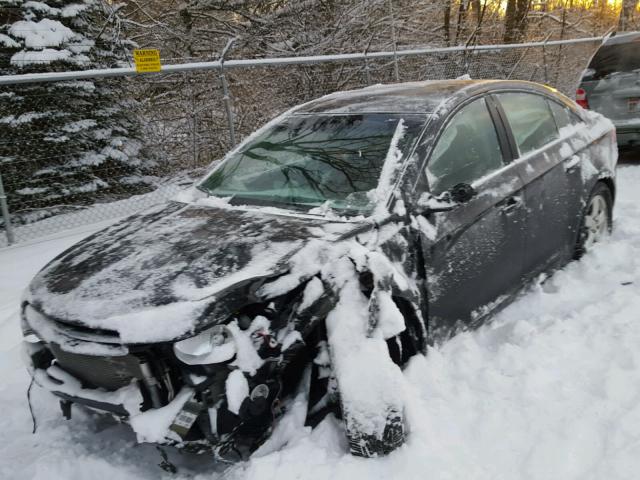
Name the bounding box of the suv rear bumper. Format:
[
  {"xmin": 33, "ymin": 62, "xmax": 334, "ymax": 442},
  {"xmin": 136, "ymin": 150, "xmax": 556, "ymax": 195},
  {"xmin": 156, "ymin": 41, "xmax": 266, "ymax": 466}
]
[{"xmin": 613, "ymin": 124, "xmax": 640, "ymax": 147}]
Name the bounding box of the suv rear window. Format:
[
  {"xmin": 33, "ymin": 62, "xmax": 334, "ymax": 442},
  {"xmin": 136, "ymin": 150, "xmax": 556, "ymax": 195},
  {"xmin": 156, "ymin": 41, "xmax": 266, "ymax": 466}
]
[{"xmin": 585, "ymin": 40, "xmax": 640, "ymax": 80}]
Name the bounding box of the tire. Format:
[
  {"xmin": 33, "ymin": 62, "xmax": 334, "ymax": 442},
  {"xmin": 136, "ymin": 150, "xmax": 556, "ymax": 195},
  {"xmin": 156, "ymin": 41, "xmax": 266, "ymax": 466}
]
[
  {"xmin": 342, "ymin": 297, "xmax": 424, "ymax": 457},
  {"xmin": 343, "ymin": 406, "xmax": 405, "ymax": 458},
  {"xmin": 574, "ymin": 182, "xmax": 613, "ymax": 259},
  {"xmin": 308, "ymin": 297, "xmax": 422, "ymax": 457},
  {"xmin": 307, "ymin": 338, "xmax": 407, "ymax": 458}
]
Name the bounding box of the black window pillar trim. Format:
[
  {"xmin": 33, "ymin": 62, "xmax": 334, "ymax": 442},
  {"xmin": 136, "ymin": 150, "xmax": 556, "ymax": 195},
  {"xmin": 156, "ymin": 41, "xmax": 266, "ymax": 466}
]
[{"xmin": 486, "ymin": 94, "xmax": 519, "ymax": 162}]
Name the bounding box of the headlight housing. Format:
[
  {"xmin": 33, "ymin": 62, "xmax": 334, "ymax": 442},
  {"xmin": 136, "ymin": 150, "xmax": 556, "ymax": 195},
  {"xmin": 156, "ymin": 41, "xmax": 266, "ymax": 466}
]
[
  {"xmin": 21, "ymin": 304, "xmax": 43, "ymax": 343},
  {"xmin": 173, "ymin": 324, "xmax": 236, "ymax": 365}
]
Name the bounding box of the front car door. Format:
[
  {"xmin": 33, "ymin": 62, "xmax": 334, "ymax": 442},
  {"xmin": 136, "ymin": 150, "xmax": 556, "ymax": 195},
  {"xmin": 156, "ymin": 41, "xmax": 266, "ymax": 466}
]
[{"xmin": 415, "ymin": 96, "xmax": 527, "ymax": 341}]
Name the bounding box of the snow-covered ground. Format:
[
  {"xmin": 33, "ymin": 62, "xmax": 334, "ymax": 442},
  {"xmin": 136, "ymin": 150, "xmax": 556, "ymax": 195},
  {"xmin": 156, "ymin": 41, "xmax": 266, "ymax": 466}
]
[{"xmin": 2, "ymin": 165, "xmax": 640, "ymax": 479}]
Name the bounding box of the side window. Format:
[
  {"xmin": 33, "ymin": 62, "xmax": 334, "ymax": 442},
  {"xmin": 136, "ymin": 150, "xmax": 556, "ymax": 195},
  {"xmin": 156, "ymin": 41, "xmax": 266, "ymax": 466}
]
[
  {"xmin": 426, "ymin": 98, "xmax": 504, "ymax": 195},
  {"xmin": 548, "ymin": 100, "xmax": 582, "ymax": 131},
  {"xmin": 498, "ymin": 93, "xmax": 559, "ymax": 156}
]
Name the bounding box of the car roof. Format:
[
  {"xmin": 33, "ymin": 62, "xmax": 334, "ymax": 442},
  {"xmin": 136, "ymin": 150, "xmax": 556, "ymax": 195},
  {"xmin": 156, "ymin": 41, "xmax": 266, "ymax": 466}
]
[{"xmin": 294, "ymin": 79, "xmax": 555, "ymax": 115}]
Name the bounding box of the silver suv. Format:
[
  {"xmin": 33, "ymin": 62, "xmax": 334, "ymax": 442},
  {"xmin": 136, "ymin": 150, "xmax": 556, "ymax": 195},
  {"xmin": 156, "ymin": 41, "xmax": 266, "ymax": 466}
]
[{"xmin": 577, "ymin": 31, "xmax": 640, "ymax": 148}]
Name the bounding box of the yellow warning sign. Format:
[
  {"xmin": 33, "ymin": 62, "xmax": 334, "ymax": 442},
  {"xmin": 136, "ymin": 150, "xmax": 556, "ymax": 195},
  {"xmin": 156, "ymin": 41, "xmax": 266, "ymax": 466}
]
[{"xmin": 133, "ymin": 49, "xmax": 161, "ymax": 73}]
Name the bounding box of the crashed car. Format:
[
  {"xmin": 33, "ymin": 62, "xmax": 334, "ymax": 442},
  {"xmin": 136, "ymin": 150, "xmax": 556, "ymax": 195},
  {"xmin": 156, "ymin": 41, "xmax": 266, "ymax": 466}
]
[{"xmin": 22, "ymin": 80, "xmax": 617, "ymax": 460}]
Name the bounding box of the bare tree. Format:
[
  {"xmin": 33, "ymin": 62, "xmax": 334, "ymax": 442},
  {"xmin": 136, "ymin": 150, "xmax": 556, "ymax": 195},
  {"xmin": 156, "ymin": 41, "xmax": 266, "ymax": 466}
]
[
  {"xmin": 504, "ymin": 0, "xmax": 530, "ymax": 43},
  {"xmin": 618, "ymin": 0, "xmax": 638, "ymax": 30}
]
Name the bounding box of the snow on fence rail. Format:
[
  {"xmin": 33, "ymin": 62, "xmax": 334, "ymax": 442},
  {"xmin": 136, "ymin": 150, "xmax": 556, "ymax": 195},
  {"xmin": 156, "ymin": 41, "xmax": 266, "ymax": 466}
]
[{"xmin": 0, "ymin": 36, "xmax": 603, "ymax": 247}]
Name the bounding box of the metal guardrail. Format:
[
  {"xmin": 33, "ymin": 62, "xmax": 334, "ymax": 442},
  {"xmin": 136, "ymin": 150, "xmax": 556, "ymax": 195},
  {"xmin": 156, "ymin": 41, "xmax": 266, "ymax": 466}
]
[{"xmin": 0, "ymin": 36, "xmax": 605, "ymax": 247}]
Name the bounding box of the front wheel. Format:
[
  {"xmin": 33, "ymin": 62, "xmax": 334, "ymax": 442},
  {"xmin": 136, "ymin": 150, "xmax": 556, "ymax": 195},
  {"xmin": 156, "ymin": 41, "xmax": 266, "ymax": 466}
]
[
  {"xmin": 306, "ymin": 337, "xmax": 407, "ymax": 458},
  {"xmin": 575, "ymin": 182, "xmax": 613, "ymax": 259},
  {"xmin": 342, "ymin": 402, "xmax": 405, "ymax": 457}
]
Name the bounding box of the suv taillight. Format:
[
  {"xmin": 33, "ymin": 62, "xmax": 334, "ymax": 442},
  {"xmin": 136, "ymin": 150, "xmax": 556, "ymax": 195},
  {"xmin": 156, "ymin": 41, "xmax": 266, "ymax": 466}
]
[{"xmin": 576, "ymin": 88, "xmax": 589, "ymax": 109}]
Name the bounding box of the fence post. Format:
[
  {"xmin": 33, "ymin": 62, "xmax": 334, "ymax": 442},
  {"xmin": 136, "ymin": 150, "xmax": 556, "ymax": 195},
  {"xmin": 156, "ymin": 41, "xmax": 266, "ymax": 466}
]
[
  {"xmin": 219, "ymin": 38, "xmax": 237, "ymax": 147},
  {"xmin": 363, "ymin": 35, "xmax": 374, "ymax": 85},
  {"xmin": 388, "ymin": 0, "xmax": 400, "ymax": 82},
  {"xmin": 190, "ymin": 77, "xmax": 199, "ymax": 168},
  {"xmin": 542, "ymin": 33, "xmax": 552, "ymax": 84},
  {"xmin": 364, "ymin": 56, "xmax": 372, "ymax": 85},
  {"xmin": 0, "ymin": 172, "xmax": 15, "ymax": 245}
]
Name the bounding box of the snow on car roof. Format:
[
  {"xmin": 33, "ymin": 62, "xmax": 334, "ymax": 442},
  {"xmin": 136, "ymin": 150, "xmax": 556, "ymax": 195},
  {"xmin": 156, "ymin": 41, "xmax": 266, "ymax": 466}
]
[
  {"xmin": 295, "ymin": 79, "xmax": 480, "ymax": 114},
  {"xmin": 294, "ymin": 79, "xmax": 558, "ymax": 114}
]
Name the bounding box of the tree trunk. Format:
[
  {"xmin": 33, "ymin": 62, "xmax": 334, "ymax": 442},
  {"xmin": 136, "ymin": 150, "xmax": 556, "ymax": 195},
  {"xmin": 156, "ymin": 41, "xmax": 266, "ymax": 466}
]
[
  {"xmin": 444, "ymin": 0, "xmax": 452, "ymax": 46},
  {"xmin": 504, "ymin": 0, "xmax": 529, "ymax": 43},
  {"xmin": 618, "ymin": 0, "xmax": 637, "ymax": 31},
  {"xmin": 454, "ymin": 0, "xmax": 467, "ymax": 44},
  {"xmin": 515, "ymin": 0, "xmax": 529, "ymax": 41},
  {"xmin": 473, "ymin": 0, "xmax": 481, "ymax": 24},
  {"xmin": 504, "ymin": 0, "xmax": 517, "ymax": 43}
]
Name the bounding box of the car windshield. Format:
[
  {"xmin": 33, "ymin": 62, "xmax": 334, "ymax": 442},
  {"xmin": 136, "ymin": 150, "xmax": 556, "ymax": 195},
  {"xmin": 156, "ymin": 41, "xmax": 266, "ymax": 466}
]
[
  {"xmin": 585, "ymin": 40, "xmax": 640, "ymax": 80},
  {"xmin": 198, "ymin": 114, "xmax": 425, "ymax": 214}
]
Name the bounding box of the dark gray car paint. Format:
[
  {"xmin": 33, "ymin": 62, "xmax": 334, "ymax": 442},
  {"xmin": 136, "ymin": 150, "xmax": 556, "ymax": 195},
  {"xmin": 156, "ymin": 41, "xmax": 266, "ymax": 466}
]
[
  {"xmin": 19, "ymin": 80, "xmax": 616, "ymax": 461},
  {"xmin": 489, "ymin": 92, "xmax": 585, "ymax": 277},
  {"xmin": 26, "ymin": 202, "xmax": 361, "ymax": 341},
  {"xmin": 409, "ymin": 93, "xmax": 527, "ymax": 337},
  {"xmin": 26, "ymin": 80, "xmax": 614, "ymax": 346},
  {"xmin": 402, "ymin": 81, "xmax": 615, "ymax": 340}
]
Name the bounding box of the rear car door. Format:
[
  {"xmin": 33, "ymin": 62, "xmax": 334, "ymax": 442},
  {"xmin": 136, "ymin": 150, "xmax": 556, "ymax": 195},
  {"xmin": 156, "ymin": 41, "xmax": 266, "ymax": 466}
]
[
  {"xmin": 418, "ymin": 96, "xmax": 527, "ymax": 339},
  {"xmin": 495, "ymin": 92, "xmax": 582, "ymax": 277}
]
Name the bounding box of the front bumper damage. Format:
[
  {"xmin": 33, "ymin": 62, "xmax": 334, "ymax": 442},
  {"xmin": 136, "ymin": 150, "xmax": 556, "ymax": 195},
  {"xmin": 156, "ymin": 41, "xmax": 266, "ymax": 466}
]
[
  {"xmin": 21, "ymin": 221, "xmax": 425, "ymax": 459},
  {"xmin": 22, "ymin": 315, "xmax": 311, "ymax": 461}
]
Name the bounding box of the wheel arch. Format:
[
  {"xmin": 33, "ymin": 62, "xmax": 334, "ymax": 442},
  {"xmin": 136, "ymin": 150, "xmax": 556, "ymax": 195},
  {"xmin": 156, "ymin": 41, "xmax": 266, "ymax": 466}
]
[
  {"xmin": 599, "ymin": 176, "xmax": 616, "ymax": 203},
  {"xmin": 573, "ymin": 179, "xmax": 614, "ymax": 259}
]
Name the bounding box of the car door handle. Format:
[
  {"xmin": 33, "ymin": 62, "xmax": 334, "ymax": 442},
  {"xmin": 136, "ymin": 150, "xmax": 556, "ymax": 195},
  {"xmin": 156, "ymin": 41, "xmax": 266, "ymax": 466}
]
[
  {"xmin": 564, "ymin": 155, "xmax": 581, "ymax": 173},
  {"xmin": 498, "ymin": 196, "xmax": 522, "ymax": 215}
]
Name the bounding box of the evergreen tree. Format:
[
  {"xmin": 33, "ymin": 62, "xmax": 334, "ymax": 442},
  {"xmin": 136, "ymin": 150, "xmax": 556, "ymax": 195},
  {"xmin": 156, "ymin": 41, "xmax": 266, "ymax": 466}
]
[{"xmin": 0, "ymin": 0, "xmax": 155, "ymax": 224}]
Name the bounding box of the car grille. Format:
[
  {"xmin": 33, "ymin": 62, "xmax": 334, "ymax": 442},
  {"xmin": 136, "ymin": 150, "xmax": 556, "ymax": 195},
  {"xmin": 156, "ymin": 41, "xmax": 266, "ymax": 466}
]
[
  {"xmin": 24, "ymin": 303, "xmax": 122, "ymax": 344},
  {"xmin": 50, "ymin": 344, "xmax": 143, "ymax": 390},
  {"xmin": 50, "ymin": 317, "xmax": 122, "ymax": 344}
]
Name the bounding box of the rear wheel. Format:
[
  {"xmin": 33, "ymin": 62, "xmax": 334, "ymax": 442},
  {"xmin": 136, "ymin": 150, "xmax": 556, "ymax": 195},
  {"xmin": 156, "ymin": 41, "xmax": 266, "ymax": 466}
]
[{"xmin": 575, "ymin": 182, "xmax": 613, "ymax": 258}]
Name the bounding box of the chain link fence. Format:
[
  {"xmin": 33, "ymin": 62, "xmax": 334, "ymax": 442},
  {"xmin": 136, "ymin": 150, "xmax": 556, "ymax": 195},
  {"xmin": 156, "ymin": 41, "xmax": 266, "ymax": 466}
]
[{"xmin": 0, "ymin": 36, "xmax": 602, "ymax": 247}]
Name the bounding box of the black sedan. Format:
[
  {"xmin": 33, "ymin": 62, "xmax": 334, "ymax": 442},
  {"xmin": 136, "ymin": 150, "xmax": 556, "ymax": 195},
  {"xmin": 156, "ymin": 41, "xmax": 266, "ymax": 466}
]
[{"xmin": 21, "ymin": 80, "xmax": 617, "ymax": 460}]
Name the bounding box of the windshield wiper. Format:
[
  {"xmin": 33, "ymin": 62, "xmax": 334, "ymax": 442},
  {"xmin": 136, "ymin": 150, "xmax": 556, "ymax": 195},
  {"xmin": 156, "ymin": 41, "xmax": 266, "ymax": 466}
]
[{"xmin": 226, "ymin": 194, "xmax": 316, "ymax": 212}]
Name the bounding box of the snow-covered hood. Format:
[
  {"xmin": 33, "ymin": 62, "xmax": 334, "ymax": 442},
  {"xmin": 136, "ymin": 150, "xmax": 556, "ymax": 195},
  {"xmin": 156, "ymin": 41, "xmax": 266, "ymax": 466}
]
[{"xmin": 26, "ymin": 202, "xmax": 362, "ymax": 344}]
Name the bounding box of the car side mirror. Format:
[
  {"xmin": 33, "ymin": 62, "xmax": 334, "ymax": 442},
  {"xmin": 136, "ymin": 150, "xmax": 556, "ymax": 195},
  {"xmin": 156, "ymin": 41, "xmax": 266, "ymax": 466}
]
[
  {"xmin": 415, "ymin": 183, "xmax": 477, "ymax": 216},
  {"xmin": 449, "ymin": 183, "xmax": 476, "ymax": 203},
  {"xmin": 416, "ymin": 193, "xmax": 455, "ymax": 214}
]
